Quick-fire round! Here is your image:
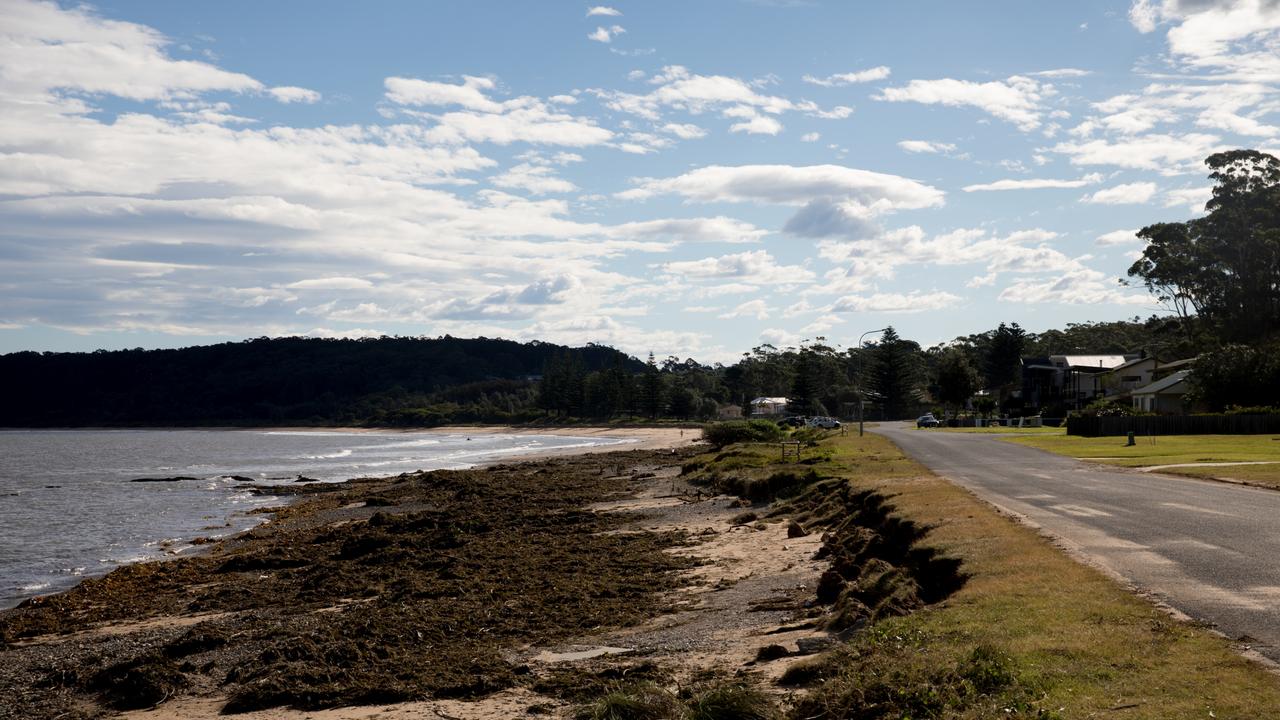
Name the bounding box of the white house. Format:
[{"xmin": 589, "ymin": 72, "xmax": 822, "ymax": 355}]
[
  {"xmin": 1102, "ymin": 356, "xmax": 1195, "ymax": 399},
  {"xmin": 749, "ymin": 397, "xmax": 789, "ymax": 416},
  {"xmin": 1131, "ymin": 370, "xmax": 1190, "ymax": 414}
]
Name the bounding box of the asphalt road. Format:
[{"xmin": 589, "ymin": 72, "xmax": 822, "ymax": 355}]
[{"xmin": 876, "ymin": 422, "xmax": 1280, "ymax": 661}]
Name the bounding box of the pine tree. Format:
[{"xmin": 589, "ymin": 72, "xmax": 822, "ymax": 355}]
[
  {"xmin": 869, "ymin": 327, "xmax": 924, "ymax": 420},
  {"xmin": 984, "ymin": 322, "xmax": 1026, "ymax": 391},
  {"xmin": 640, "ymin": 351, "xmax": 665, "ymax": 418}
]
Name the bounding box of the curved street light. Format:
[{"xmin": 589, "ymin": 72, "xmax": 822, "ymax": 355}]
[{"xmin": 856, "ymin": 328, "xmax": 890, "ymax": 437}]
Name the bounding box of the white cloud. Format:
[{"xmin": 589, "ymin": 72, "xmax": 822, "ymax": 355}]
[
  {"xmin": 898, "ymin": 140, "xmax": 957, "ymax": 154},
  {"xmin": 730, "ymin": 114, "xmax": 784, "ymax": 135},
  {"xmin": 588, "ymin": 25, "xmax": 626, "ymax": 43},
  {"xmin": 384, "ymin": 75, "xmax": 503, "ymax": 112},
  {"xmin": 997, "ymin": 269, "xmax": 1149, "ymax": 305},
  {"xmin": 1050, "ymin": 132, "xmax": 1224, "ymax": 173},
  {"xmin": 963, "ymin": 173, "xmax": 1102, "ymax": 192},
  {"xmin": 816, "ymin": 225, "xmax": 1091, "ymax": 288},
  {"xmin": 831, "ymin": 290, "xmax": 960, "ymax": 314},
  {"xmin": 802, "ymin": 66, "xmax": 891, "ymax": 87},
  {"xmin": 0, "ymin": 0, "xmax": 263, "ymax": 102},
  {"xmin": 268, "ymin": 86, "xmax": 321, "ymax": 104},
  {"xmin": 800, "ymin": 132, "xmax": 821, "ymax": 142},
  {"xmin": 1031, "ymin": 68, "xmax": 1093, "ymax": 78},
  {"xmin": 1096, "ymin": 229, "xmax": 1142, "ymax": 246},
  {"xmin": 385, "ymin": 76, "xmax": 614, "ymax": 147},
  {"xmin": 660, "ymin": 250, "xmax": 814, "ymax": 285},
  {"xmin": 1081, "ymin": 181, "xmax": 1159, "ymax": 205},
  {"xmin": 1071, "ymin": 82, "xmax": 1277, "ymax": 145},
  {"xmin": 592, "ymin": 64, "xmax": 847, "ymax": 129},
  {"xmin": 661, "ymin": 122, "xmax": 708, "ymax": 139},
  {"xmin": 1164, "ymin": 185, "xmax": 1214, "ymax": 213},
  {"xmin": 719, "ymin": 299, "xmax": 769, "ymax": 320},
  {"xmin": 607, "ymin": 217, "xmax": 768, "ymax": 244},
  {"xmin": 491, "ymin": 163, "xmax": 578, "ymax": 194},
  {"xmin": 287, "ymin": 277, "xmax": 376, "ymax": 290},
  {"xmin": 1130, "ymin": 0, "xmax": 1280, "ymax": 80},
  {"xmin": 586, "ymin": 6, "xmax": 622, "ymax": 16},
  {"xmin": 876, "ymin": 75, "xmax": 1052, "ymax": 131},
  {"xmin": 1129, "ymin": 0, "xmax": 1161, "ymax": 33},
  {"xmin": 619, "ymin": 164, "xmax": 944, "ymax": 212}
]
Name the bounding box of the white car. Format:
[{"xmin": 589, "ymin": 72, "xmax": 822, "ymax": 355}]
[{"xmin": 806, "ymin": 416, "xmax": 842, "ymax": 429}]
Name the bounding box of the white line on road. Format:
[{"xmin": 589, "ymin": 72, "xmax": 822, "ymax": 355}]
[{"xmin": 1049, "ymin": 504, "xmax": 1112, "ymax": 518}]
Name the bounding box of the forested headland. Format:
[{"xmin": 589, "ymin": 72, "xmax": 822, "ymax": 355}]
[{"xmin": 0, "ymin": 336, "xmax": 641, "ymax": 427}]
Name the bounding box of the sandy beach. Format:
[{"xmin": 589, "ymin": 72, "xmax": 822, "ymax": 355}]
[{"xmin": 433, "ymin": 425, "xmax": 703, "ymax": 460}]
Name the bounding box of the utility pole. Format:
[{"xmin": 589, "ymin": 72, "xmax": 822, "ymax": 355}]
[{"xmin": 856, "ymin": 328, "xmax": 889, "ymax": 437}]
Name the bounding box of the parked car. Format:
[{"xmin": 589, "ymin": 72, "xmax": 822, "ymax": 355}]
[
  {"xmin": 781, "ymin": 415, "xmax": 807, "ymax": 427},
  {"xmin": 917, "ymin": 413, "xmax": 940, "ymax": 428},
  {"xmin": 806, "ymin": 416, "xmax": 842, "ymax": 429}
]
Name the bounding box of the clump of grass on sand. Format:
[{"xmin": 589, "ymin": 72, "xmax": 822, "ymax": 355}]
[{"xmin": 573, "ymin": 680, "xmax": 779, "ymax": 720}]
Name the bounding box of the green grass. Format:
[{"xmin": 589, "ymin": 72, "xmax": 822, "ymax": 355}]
[
  {"xmin": 933, "ymin": 425, "xmax": 1067, "ymax": 435},
  {"xmin": 1006, "ymin": 433, "xmax": 1280, "ymax": 486},
  {"xmin": 687, "ymin": 431, "xmax": 1280, "ymax": 718}
]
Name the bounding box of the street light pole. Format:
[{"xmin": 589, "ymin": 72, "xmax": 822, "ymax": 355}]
[{"xmin": 856, "ymin": 328, "xmax": 889, "ymax": 437}]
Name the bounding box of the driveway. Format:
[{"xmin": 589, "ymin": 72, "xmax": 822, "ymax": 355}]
[{"xmin": 876, "ymin": 422, "xmax": 1280, "ymax": 661}]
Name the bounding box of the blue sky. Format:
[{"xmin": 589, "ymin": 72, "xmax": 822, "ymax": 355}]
[{"xmin": 2, "ymin": 0, "xmax": 1278, "ymax": 361}]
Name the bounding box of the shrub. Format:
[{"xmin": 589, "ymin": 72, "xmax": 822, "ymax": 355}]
[
  {"xmin": 1224, "ymin": 405, "xmax": 1280, "ymax": 415},
  {"xmin": 701, "ymin": 420, "xmax": 784, "ymax": 447},
  {"xmin": 1071, "ymin": 398, "xmax": 1151, "ymax": 418}
]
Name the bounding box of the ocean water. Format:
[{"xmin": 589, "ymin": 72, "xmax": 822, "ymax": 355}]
[{"xmin": 0, "ymin": 428, "xmax": 633, "ymax": 609}]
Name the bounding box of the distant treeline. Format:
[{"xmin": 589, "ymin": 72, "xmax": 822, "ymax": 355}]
[
  {"xmin": 0, "ymin": 336, "xmax": 642, "ymax": 427},
  {"xmin": 0, "ymin": 316, "xmax": 1209, "ymax": 428}
]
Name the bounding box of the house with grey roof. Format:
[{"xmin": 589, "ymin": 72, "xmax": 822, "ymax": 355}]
[{"xmin": 1131, "ymin": 370, "xmax": 1191, "ymax": 414}]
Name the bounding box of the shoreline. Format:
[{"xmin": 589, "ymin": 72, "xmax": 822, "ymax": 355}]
[
  {"xmin": 0, "ymin": 444, "xmax": 715, "ymax": 718},
  {"xmin": 0, "ymin": 427, "xmax": 700, "ymax": 612}
]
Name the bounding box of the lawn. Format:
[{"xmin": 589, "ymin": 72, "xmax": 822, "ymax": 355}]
[
  {"xmin": 932, "ymin": 425, "xmax": 1067, "ymax": 435},
  {"xmin": 1006, "ymin": 433, "xmax": 1280, "ymax": 487}
]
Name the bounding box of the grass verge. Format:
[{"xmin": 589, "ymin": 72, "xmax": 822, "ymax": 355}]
[
  {"xmin": 1005, "ymin": 433, "xmax": 1280, "ymax": 487},
  {"xmin": 934, "ymin": 426, "xmax": 1066, "ymax": 435},
  {"xmin": 680, "ymin": 431, "xmax": 1280, "ymax": 718}
]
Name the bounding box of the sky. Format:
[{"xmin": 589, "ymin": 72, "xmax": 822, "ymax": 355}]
[{"xmin": 2, "ymin": 0, "xmax": 1279, "ymax": 362}]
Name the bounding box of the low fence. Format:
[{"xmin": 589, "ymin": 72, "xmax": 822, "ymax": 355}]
[{"xmin": 1067, "ymin": 414, "xmax": 1280, "ymax": 437}]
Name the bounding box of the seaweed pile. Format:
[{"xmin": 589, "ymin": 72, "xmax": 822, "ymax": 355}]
[{"xmin": 0, "ymin": 448, "xmax": 702, "ymax": 718}]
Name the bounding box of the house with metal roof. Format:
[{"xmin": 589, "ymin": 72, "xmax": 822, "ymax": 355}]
[
  {"xmin": 1101, "ymin": 356, "xmax": 1196, "ymax": 400},
  {"xmin": 1131, "ymin": 370, "xmax": 1191, "ymax": 414},
  {"xmin": 1021, "ymin": 354, "xmax": 1136, "ymax": 412},
  {"xmin": 749, "ymin": 397, "xmax": 789, "ymax": 416}
]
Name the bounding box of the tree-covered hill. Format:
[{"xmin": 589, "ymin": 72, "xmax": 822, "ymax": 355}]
[{"xmin": 0, "ymin": 336, "xmax": 643, "ymax": 427}]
